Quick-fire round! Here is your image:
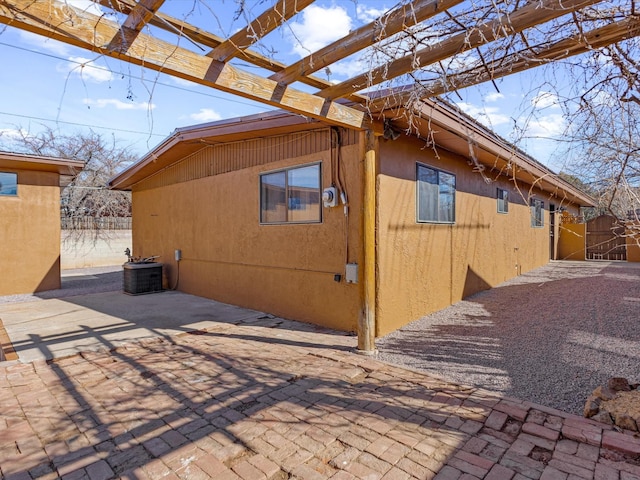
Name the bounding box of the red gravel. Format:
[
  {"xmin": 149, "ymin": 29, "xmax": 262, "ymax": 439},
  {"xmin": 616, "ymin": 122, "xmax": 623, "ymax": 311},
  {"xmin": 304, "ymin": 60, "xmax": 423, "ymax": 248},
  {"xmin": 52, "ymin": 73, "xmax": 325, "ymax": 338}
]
[{"xmin": 377, "ymin": 261, "xmax": 640, "ymax": 415}]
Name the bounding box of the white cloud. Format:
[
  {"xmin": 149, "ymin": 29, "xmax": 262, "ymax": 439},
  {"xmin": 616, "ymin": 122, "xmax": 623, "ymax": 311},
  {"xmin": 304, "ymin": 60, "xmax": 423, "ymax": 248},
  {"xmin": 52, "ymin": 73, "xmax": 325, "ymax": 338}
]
[
  {"xmin": 82, "ymin": 98, "xmax": 155, "ymax": 110},
  {"xmin": 288, "ymin": 5, "xmax": 352, "ymax": 57},
  {"xmin": 65, "ymin": 0, "xmax": 104, "ymax": 16},
  {"xmin": 485, "ymin": 92, "xmax": 505, "ymax": 102},
  {"xmin": 189, "ymin": 108, "xmax": 222, "ymax": 122},
  {"xmin": 519, "ymin": 113, "xmax": 566, "ymax": 138},
  {"xmin": 329, "ymin": 56, "xmax": 370, "ymax": 79},
  {"xmin": 585, "ymin": 89, "xmax": 616, "ymax": 107},
  {"xmin": 531, "ymin": 91, "xmax": 561, "ymax": 109},
  {"xmin": 456, "ymin": 102, "xmax": 510, "ymax": 127},
  {"xmin": 356, "ymin": 4, "xmax": 388, "ymax": 23},
  {"xmin": 0, "ymin": 128, "xmax": 29, "ymax": 142},
  {"xmin": 59, "ymin": 57, "xmax": 114, "ymax": 83}
]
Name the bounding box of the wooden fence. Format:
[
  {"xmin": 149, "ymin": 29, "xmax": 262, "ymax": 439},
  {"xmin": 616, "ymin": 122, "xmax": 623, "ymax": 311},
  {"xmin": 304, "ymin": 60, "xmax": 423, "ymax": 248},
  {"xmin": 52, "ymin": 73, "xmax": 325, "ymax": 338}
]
[{"xmin": 61, "ymin": 217, "xmax": 132, "ymax": 230}]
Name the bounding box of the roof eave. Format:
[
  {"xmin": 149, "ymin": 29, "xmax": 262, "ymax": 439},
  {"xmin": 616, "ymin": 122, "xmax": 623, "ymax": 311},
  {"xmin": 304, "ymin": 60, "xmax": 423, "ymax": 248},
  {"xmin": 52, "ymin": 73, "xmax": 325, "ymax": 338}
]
[
  {"xmin": 0, "ymin": 151, "xmax": 85, "ymax": 174},
  {"xmin": 109, "ymin": 110, "xmax": 324, "ymax": 190}
]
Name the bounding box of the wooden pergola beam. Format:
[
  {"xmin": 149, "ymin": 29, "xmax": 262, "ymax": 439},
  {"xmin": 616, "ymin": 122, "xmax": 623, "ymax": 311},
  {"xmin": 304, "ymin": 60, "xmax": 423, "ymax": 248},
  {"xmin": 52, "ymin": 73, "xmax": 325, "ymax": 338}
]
[
  {"xmin": 122, "ymin": 0, "xmax": 165, "ymax": 31},
  {"xmin": 371, "ymin": 15, "xmax": 640, "ymax": 112},
  {"xmin": 319, "ymin": 0, "xmax": 601, "ymax": 100},
  {"xmin": 93, "ymin": 0, "xmax": 332, "ymax": 90},
  {"xmin": 108, "ymin": 0, "xmax": 165, "ymax": 51},
  {"xmin": 208, "ymin": 0, "xmax": 314, "ymax": 62},
  {"xmin": 269, "ymin": 0, "xmax": 467, "ymax": 86},
  {"xmin": 0, "ymin": 0, "xmax": 368, "ymax": 130}
]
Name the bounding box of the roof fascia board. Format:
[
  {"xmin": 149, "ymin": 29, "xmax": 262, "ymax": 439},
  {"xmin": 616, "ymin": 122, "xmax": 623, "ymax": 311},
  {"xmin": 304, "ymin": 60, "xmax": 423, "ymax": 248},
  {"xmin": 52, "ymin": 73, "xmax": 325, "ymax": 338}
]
[
  {"xmin": 0, "ymin": 151, "xmax": 84, "ymax": 173},
  {"xmin": 109, "ymin": 111, "xmax": 325, "ymax": 190},
  {"xmin": 108, "ymin": 132, "xmax": 181, "ymax": 190}
]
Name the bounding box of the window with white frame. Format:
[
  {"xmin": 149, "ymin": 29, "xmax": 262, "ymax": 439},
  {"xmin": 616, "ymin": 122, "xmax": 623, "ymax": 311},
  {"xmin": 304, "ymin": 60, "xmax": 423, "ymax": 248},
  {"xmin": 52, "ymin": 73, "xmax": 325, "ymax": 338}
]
[
  {"xmin": 497, "ymin": 188, "xmax": 508, "ymax": 214},
  {"xmin": 417, "ymin": 164, "xmax": 456, "ymax": 223},
  {"xmin": 0, "ymin": 172, "xmax": 17, "ymax": 196},
  {"xmin": 260, "ymin": 163, "xmax": 321, "ymax": 224},
  {"xmin": 530, "ymin": 198, "xmax": 544, "ymax": 227}
]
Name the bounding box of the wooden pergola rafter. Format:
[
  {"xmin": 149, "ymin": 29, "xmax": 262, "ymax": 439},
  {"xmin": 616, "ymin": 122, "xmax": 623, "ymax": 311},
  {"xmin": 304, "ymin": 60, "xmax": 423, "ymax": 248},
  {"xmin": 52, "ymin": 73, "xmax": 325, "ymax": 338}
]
[
  {"xmin": 207, "ymin": 0, "xmax": 315, "ymax": 62},
  {"xmin": 0, "ymin": 0, "xmax": 637, "ymax": 130},
  {"xmin": 371, "ymin": 15, "xmax": 640, "ymax": 113}
]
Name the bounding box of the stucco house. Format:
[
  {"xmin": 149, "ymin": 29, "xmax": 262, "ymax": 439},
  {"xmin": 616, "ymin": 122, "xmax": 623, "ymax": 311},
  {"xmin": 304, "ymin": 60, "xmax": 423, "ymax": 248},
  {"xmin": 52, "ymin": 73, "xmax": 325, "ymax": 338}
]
[
  {"xmin": 109, "ymin": 99, "xmax": 595, "ymax": 343},
  {"xmin": 0, "ymin": 151, "xmax": 83, "ymax": 295}
]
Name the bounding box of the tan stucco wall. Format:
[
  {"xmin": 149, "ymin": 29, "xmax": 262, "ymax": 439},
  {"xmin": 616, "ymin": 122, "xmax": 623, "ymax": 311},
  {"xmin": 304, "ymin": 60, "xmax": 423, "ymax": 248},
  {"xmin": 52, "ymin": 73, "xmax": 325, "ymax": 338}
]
[
  {"xmin": 127, "ymin": 129, "xmax": 588, "ymax": 336},
  {"xmin": 558, "ymin": 223, "xmax": 586, "ymax": 261},
  {"xmin": 131, "ymin": 130, "xmax": 364, "ymax": 332},
  {"xmin": 0, "ymin": 169, "xmax": 61, "ymax": 295},
  {"xmin": 375, "ymin": 136, "xmax": 558, "ymax": 336}
]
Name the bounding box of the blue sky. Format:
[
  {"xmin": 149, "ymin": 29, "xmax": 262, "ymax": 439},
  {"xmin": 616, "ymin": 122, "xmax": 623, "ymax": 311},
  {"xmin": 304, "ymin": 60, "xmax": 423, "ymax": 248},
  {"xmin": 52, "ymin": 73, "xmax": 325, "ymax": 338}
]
[{"xmin": 0, "ymin": 0, "xmax": 574, "ymax": 172}]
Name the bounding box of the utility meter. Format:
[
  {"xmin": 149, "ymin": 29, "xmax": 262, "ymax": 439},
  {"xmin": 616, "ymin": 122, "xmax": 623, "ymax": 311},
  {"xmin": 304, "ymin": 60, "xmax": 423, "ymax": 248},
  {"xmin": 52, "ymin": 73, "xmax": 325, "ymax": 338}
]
[{"xmin": 322, "ymin": 187, "xmax": 338, "ymax": 208}]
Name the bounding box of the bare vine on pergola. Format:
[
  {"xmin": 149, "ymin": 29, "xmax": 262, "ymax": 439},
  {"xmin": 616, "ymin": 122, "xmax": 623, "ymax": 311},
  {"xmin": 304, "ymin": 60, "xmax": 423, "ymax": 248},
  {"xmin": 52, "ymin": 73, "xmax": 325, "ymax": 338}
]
[
  {"xmin": 0, "ymin": 0, "xmax": 638, "ymax": 220},
  {"xmin": 0, "ymin": 0, "xmax": 636, "ymax": 126}
]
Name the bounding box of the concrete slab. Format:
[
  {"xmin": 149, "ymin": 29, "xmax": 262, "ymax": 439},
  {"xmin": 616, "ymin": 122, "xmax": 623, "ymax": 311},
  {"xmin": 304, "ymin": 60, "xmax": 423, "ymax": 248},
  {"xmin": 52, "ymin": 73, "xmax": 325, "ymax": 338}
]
[{"xmin": 0, "ymin": 290, "xmax": 267, "ymax": 362}]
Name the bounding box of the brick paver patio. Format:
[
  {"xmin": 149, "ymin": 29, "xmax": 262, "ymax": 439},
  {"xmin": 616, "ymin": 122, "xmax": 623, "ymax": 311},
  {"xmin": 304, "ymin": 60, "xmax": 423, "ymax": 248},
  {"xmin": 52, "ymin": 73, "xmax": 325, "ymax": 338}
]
[{"xmin": 2, "ymin": 315, "xmax": 640, "ymax": 479}]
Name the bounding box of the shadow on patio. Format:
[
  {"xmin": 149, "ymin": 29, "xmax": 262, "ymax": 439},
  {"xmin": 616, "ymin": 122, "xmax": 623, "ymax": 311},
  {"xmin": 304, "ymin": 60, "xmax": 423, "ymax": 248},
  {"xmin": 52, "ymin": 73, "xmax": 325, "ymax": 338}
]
[{"xmin": 1, "ymin": 304, "xmax": 503, "ymax": 479}]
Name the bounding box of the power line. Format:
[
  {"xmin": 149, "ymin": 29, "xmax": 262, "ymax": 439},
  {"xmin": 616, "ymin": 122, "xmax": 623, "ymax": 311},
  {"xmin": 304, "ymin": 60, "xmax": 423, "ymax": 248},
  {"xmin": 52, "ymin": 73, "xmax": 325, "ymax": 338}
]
[
  {"xmin": 0, "ymin": 110, "xmax": 167, "ymax": 137},
  {"xmin": 0, "ymin": 36, "xmax": 273, "ymax": 137},
  {"xmin": 0, "ymin": 40, "xmax": 270, "ymax": 109}
]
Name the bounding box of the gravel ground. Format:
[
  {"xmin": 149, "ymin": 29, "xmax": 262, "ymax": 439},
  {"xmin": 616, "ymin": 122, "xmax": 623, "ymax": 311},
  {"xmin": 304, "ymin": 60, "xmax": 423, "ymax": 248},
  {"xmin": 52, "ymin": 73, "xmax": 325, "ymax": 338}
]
[
  {"xmin": 377, "ymin": 260, "xmax": 640, "ymax": 415},
  {"xmin": 0, "ymin": 265, "xmax": 122, "ymax": 305}
]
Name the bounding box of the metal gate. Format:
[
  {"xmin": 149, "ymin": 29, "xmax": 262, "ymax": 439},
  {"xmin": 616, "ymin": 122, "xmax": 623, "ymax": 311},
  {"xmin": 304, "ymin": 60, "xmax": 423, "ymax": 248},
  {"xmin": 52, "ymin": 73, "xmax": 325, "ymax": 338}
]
[{"xmin": 586, "ymin": 215, "xmax": 627, "ymax": 261}]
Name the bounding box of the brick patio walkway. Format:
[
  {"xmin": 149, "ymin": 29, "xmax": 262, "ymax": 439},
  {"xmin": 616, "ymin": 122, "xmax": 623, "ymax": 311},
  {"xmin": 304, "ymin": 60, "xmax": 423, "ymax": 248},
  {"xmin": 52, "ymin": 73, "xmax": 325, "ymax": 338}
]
[{"xmin": 2, "ymin": 316, "xmax": 640, "ymax": 479}]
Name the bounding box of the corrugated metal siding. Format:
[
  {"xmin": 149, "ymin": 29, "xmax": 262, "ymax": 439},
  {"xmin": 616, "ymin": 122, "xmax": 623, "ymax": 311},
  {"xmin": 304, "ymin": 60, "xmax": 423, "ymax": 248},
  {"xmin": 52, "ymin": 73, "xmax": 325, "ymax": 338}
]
[{"xmin": 135, "ymin": 128, "xmax": 359, "ymax": 191}]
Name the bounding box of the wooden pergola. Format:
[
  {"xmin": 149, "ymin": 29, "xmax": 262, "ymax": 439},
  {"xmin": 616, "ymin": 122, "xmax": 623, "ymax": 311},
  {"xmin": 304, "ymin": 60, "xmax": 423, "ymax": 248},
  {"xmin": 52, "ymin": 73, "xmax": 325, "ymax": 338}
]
[
  {"xmin": 0, "ymin": 0, "xmax": 637, "ymax": 351},
  {"xmin": 0, "ymin": 0, "xmax": 638, "ymax": 132}
]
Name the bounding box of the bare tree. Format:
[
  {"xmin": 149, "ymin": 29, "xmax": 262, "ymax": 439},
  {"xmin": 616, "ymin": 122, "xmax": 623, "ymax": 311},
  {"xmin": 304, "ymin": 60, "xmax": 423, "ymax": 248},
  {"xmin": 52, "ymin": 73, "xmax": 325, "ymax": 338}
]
[{"xmin": 519, "ymin": 33, "xmax": 640, "ymax": 223}]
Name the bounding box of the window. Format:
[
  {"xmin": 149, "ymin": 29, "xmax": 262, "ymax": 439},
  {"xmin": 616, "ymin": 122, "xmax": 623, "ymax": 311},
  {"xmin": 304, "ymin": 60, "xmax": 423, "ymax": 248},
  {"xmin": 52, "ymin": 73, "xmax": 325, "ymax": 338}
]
[
  {"xmin": 417, "ymin": 164, "xmax": 455, "ymax": 223},
  {"xmin": 260, "ymin": 163, "xmax": 321, "ymax": 224},
  {"xmin": 497, "ymin": 188, "xmax": 508, "ymax": 214},
  {"xmin": 0, "ymin": 172, "xmax": 17, "ymax": 196},
  {"xmin": 530, "ymin": 199, "xmax": 544, "ymax": 227}
]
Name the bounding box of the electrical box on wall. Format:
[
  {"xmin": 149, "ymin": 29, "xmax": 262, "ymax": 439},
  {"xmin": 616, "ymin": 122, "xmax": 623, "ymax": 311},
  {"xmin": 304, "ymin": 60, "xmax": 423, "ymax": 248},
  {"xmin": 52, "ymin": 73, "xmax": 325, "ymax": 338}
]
[
  {"xmin": 345, "ymin": 263, "xmax": 358, "ymax": 284},
  {"xmin": 322, "ymin": 187, "xmax": 338, "ymax": 208}
]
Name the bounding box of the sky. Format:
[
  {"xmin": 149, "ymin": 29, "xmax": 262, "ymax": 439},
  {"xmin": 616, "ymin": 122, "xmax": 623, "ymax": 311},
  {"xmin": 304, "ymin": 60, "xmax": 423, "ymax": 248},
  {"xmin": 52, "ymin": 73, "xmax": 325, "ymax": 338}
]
[{"xmin": 0, "ymin": 0, "xmax": 576, "ymax": 173}]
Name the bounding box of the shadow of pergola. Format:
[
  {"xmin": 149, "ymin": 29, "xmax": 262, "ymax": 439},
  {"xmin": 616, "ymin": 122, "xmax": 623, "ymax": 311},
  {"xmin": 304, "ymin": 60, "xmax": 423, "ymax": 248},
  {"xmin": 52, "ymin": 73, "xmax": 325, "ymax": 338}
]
[{"xmin": 1, "ymin": 314, "xmax": 502, "ymax": 479}]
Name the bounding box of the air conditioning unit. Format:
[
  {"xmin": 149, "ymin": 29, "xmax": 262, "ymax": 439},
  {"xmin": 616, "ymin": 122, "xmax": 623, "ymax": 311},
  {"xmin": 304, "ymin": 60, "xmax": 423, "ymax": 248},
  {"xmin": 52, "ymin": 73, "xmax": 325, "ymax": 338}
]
[{"xmin": 123, "ymin": 262, "xmax": 163, "ymax": 295}]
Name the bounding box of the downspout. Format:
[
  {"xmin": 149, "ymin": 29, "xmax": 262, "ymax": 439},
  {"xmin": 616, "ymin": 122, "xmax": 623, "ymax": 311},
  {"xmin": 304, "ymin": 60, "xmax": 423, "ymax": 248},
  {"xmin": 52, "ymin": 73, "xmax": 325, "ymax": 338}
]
[{"xmin": 358, "ymin": 130, "xmax": 378, "ymax": 354}]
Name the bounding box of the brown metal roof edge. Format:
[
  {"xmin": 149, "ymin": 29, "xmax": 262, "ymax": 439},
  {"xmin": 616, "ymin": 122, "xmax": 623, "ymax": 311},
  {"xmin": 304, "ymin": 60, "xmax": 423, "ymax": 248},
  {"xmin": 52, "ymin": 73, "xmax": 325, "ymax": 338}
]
[
  {"xmin": 0, "ymin": 150, "xmax": 85, "ymax": 173},
  {"xmin": 108, "ymin": 110, "xmax": 324, "ymax": 190},
  {"xmin": 109, "ymin": 101, "xmax": 596, "ymax": 208}
]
